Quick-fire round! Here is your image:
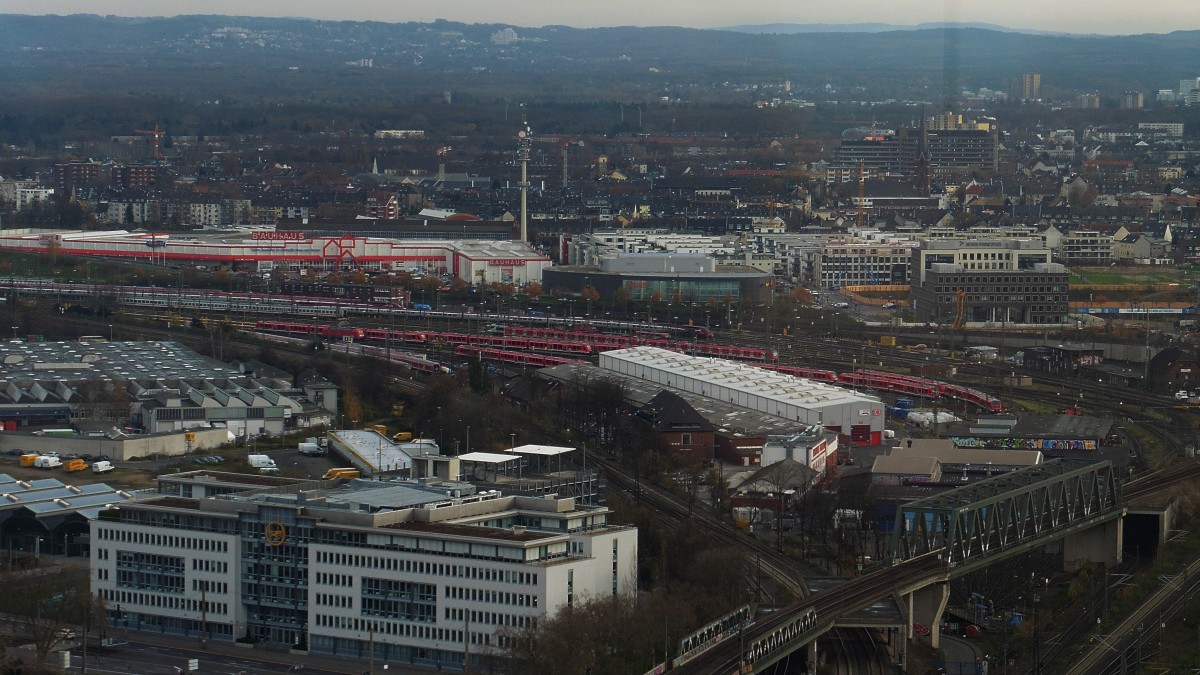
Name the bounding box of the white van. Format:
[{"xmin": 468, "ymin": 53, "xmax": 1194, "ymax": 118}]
[
  {"xmin": 34, "ymin": 455, "xmax": 63, "ymax": 469},
  {"xmin": 92, "ymin": 460, "xmax": 115, "ymax": 474},
  {"xmin": 248, "ymin": 454, "xmax": 277, "ymax": 470}
]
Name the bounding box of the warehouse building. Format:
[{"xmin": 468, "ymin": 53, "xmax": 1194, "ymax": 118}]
[
  {"xmin": 0, "ymin": 341, "xmax": 337, "ymax": 445},
  {"xmin": 91, "ymin": 471, "xmax": 636, "ymax": 671},
  {"xmin": 0, "ymin": 229, "xmax": 550, "ymax": 286},
  {"xmin": 598, "ymin": 347, "xmax": 886, "ymax": 446}
]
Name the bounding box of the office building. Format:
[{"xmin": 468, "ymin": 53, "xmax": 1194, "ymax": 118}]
[
  {"xmin": 909, "ymin": 238, "xmax": 1067, "ymax": 325},
  {"xmin": 813, "ymin": 242, "xmax": 915, "ymax": 289},
  {"xmin": 91, "ymin": 471, "xmax": 636, "ymax": 670}
]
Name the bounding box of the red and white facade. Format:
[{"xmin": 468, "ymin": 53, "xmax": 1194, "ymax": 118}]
[{"xmin": 0, "ymin": 229, "xmax": 551, "ymax": 285}]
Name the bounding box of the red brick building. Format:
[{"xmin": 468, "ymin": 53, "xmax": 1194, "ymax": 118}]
[
  {"xmin": 636, "ymin": 391, "xmax": 715, "ymax": 463},
  {"xmin": 364, "ymin": 191, "xmax": 400, "ymax": 220}
]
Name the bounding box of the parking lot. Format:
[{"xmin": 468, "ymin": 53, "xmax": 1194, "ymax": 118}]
[{"xmin": 1, "ymin": 442, "xmax": 347, "ymax": 487}]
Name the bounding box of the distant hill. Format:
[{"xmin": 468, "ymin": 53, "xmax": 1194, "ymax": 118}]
[
  {"xmin": 0, "ymin": 14, "xmax": 1195, "ymax": 101},
  {"xmin": 722, "ymin": 22, "xmax": 1077, "ymax": 36}
]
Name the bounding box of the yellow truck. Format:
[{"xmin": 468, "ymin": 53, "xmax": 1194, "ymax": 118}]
[
  {"xmin": 19, "ymin": 454, "xmax": 39, "ymax": 467},
  {"xmin": 391, "ymin": 431, "xmax": 412, "ymax": 442},
  {"xmin": 322, "ymin": 468, "xmax": 361, "ymax": 480},
  {"xmin": 64, "ymin": 458, "xmax": 88, "ymax": 472}
]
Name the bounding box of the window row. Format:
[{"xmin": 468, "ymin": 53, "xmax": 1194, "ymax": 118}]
[
  {"xmin": 96, "ymin": 528, "xmax": 229, "ymax": 553},
  {"xmin": 191, "ymin": 559, "xmax": 228, "ymax": 574},
  {"xmin": 443, "ymin": 606, "xmax": 533, "ymax": 628},
  {"xmin": 315, "ymin": 572, "xmax": 353, "ymax": 587},
  {"xmin": 444, "ymin": 586, "xmax": 538, "ymax": 608},
  {"xmin": 191, "ymin": 580, "xmax": 229, "ymax": 594},
  {"xmin": 314, "ymin": 614, "xmax": 461, "ymax": 642},
  {"xmin": 313, "ymin": 552, "xmax": 538, "ymax": 586},
  {"xmin": 316, "ymin": 593, "xmax": 352, "ymax": 608},
  {"xmin": 100, "ymin": 588, "xmax": 229, "ymax": 616}
]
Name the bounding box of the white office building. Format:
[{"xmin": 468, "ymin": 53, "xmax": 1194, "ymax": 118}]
[{"xmin": 91, "ymin": 471, "xmax": 637, "ymax": 670}]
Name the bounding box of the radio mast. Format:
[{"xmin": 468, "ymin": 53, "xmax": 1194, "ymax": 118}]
[{"xmin": 517, "ymin": 105, "xmax": 531, "ymax": 243}]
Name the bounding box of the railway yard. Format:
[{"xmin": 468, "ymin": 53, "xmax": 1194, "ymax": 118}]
[{"xmin": 9, "ymin": 279, "xmax": 1200, "ymax": 675}]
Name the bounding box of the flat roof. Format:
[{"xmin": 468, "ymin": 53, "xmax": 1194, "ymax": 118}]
[
  {"xmin": 539, "ymin": 363, "xmax": 806, "ymax": 437},
  {"xmin": 0, "ymin": 474, "xmax": 139, "ymax": 519},
  {"xmin": 330, "ymin": 430, "xmax": 415, "ymax": 474},
  {"xmin": 600, "ymin": 347, "xmax": 882, "ymax": 410},
  {"xmin": 508, "ymin": 444, "xmax": 574, "ymax": 457},
  {"xmin": 0, "ymin": 340, "xmax": 239, "ymax": 381},
  {"xmin": 321, "ymin": 479, "xmax": 478, "ymax": 511},
  {"xmin": 458, "ymin": 451, "xmax": 520, "ymax": 464}
]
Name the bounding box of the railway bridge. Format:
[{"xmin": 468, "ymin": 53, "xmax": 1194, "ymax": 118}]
[{"xmin": 676, "ymin": 459, "xmax": 1123, "ymax": 674}]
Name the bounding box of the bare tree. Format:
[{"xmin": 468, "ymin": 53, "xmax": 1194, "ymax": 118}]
[{"xmin": 0, "ymin": 566, "xmax": 98, "ymax": 662}]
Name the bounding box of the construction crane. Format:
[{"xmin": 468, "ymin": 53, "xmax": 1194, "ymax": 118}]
[
  {"xmin": 855, "ymin": 162, "xmax": 867, "ymax": 228},
  {"xmin": 952, "ymin": 288, "xmax": 967, "ymax": 330},
  {"xmin": 135, "ymin": 124, "xmax": 166, "ymax": 159}
]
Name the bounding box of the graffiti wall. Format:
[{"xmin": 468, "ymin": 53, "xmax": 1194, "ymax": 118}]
[{"xmin": 951, "ymin": 437, "xmax": 1097, "ymax": 451}]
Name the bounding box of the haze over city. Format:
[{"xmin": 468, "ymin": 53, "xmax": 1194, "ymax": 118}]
[{"xmin": 7, "ymin": 0, "xmax": 1200, "ymax": 34}]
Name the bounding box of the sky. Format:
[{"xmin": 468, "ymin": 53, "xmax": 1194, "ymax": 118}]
[{"xmin": 4, "ymin": 0, "xmax": 1200, "ymax": 35}]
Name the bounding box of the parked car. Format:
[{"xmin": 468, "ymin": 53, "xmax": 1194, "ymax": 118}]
[
  {"xmin": 5, "ymin": 449, "xmax": 23, "ymax": 457},
  {"xmin": 882, "ymin": 302, "xmax": 897, "ymax": 309}
]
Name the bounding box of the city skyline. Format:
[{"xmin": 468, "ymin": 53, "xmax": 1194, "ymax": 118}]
[{"xmin": 5, "ymin": 0, "xmax": 1200, "ymax": 36}]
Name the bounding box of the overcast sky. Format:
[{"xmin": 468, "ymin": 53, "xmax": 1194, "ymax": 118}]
[{"xmin": 5, "ymin": 1, "xmax": 1199, "ymax": 35}]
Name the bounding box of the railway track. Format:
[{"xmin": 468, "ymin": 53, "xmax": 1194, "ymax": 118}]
[
  {"xmin": 68, "ymin": 305, "xmax": 1200, "ymax": 673},
  {"xmin": 599, "ymin": 458, "xmax": 810, "ymax": 601}
]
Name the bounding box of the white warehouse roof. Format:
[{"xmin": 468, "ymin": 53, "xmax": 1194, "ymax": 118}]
[{"xmin": 599, "ymin": 347, "xmax": 886, "ymax": 437}]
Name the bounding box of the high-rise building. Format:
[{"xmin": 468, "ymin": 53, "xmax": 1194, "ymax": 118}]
[
  {"xmin": 1119, "ymin": 91, "xmax": 1145, "ymax": 110},
  {"xmin": 831, "ymin": 115, "xmax": 998, "ymax": 175},
  {"xmin": 1076, "ymin": 93, "xmax": 1101, "ymax": 109},
  {"xmin": 1022, "ymin": 72, "xmax": 1041, "ymax": 100}
]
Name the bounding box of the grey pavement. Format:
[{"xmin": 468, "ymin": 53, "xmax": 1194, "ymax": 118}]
[
  {"xmin": 53, "ymin": 631, "xmax": 454, "ymax": 675},
  {"xmin": 939, "ymin": 635, "xmax": 982, "ymax": 675}
]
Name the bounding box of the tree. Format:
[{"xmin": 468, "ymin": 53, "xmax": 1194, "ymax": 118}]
[
  {"xmin": 45, "ymin": 237, "xmax": 62, "ymax": 266},
  {"xmin": 0, "ymin": 566, "xmax": 100, "ymax": 663},
  {"xmin": 341, "ymin": 378, "xmax": 364, "ymax": 426},
  {"xmin": 468, "ymin": 356, "xmax": 490, "ymax": 395},
  {"xmin": 524, "ymin": 281, "xmax": 543, "ymax": 298}
]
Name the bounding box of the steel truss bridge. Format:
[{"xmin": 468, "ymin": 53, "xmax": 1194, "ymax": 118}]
[
  {"xmin": 893, "ymin": 459, "xmax": 1122, "ymax": 573},
  {"xmin": 676, "ymin": 459, "xmax": 1126, "ymax": 674}
]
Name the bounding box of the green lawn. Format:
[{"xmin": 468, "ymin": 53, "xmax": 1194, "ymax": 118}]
[{"xmin": 1070, "ymin": 268, "xmax": 1186, "ymax": 286}]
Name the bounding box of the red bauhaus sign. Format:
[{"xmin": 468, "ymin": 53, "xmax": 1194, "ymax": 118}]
[
  {"xmin": 252, "ymin": 231, "xmax": 306, "ymax": 241},
  {"xmin": 487, "ymin": 259, "xmax": 528, "ymax": 267}
]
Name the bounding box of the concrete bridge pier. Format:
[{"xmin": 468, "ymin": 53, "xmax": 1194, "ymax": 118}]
[
  {"xmin": 906, "ymin": 581, "xmax": 949, "ymax": 648},
  {"xmin": 1063, "ymin": 516, "xmax": 1123, "ymax": 570}
]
